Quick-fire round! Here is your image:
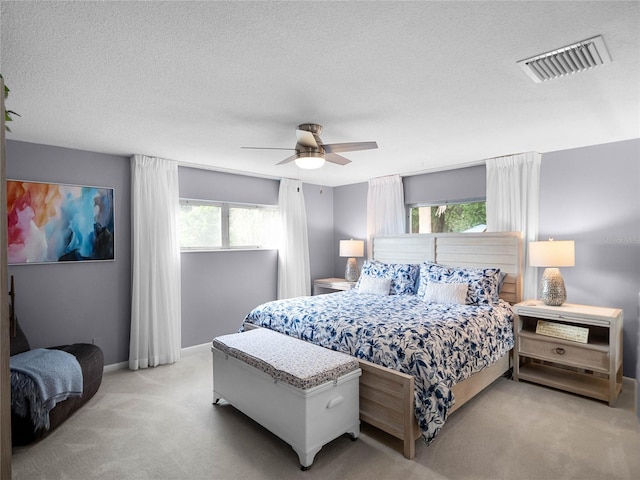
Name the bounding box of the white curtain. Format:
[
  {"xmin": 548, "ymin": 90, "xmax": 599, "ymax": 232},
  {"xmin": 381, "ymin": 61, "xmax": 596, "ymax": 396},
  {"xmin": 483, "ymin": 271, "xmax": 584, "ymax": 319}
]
[
  {"xmin": 277, "ymin": 178, "xmax": 310, "ymax": 299},
  {"xmin": 129, "ymin": 155, "xmax": 182, "ymax": 370},
  {"xmin": 367, "ymin": 175, "xmax": 406, "ymax": 256},
  {"xmin": 486, "ymin": 152, "xmax": 541, "ymax": 301}
]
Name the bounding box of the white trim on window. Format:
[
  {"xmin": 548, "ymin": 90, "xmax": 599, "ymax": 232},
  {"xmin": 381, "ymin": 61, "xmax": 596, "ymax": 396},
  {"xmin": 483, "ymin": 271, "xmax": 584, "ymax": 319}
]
[{"xmin": 179, "ymin": 198, "xmax": 278, "ymax": 251}]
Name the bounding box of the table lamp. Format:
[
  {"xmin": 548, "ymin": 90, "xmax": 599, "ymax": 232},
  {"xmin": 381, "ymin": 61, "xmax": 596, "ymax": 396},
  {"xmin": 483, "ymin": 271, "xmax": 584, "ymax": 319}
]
[
  {"xmin": 529, "ymin": 239, "xmax": 575, "ymax": 306},
  {"xmin": 339, "ymin": 239, "xmax": 364, "ymax": 282}
]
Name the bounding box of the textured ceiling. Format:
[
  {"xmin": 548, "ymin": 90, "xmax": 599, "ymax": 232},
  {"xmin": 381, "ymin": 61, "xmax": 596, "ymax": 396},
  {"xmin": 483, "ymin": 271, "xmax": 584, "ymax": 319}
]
[{"xmin": 1, "ymin": 1, "xmax": 639, "ymax": 187}]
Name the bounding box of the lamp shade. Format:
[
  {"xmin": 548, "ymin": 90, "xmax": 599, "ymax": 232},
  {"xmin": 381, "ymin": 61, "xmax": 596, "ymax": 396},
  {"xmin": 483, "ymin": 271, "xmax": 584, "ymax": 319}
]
[
  {"xmin": 529, "ymin": 240, "xmax": 575, "ymax": 267},
  {"xmin": 295, "ymin": 152, "xmax": 325, "ymax": 169},
  {"xmin": 339, "ymin": 239, "xmax": 364, "ymax": 258}
]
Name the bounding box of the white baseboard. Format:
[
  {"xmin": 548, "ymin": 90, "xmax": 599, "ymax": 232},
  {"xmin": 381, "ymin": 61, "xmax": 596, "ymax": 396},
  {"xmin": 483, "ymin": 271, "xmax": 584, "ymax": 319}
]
[
  {"xmin": 103, "ymin": 342, "xmax": 212, "ymax": 372},
  {"xmin": 181, "ymin": 341, "xmax": 211, "ymax": 356},
  {"xmin": 103, "ymin": 361, "xmax": 128, "ymax": 373}
]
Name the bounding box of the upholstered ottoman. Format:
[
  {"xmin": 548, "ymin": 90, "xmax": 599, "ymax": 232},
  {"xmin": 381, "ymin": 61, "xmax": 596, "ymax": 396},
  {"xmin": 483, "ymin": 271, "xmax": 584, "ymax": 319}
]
[{"xmin": 212, "ymin": 328, "xmax": 361, "ymax": 469}]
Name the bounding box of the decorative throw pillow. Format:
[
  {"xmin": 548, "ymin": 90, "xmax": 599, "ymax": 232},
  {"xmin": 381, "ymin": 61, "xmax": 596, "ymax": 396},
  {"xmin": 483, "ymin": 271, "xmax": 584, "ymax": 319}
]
[
  {"xmin": 426, "ymin": 264, "xmax": 502, "ymax": 305},
  {"xmin": 416, "ymin": 262, "xmax": 437, "ymax": 298},
  {"xmin": 356, "ymin": 276, "xmax": 392, "ymax": 295},
  {"xmin": 356, "ymin": 261, "xmax": 419, "ymax": 295},
  {"xmin": 423, "ymin": 282, "xmax": 468, "ymax": 305}
]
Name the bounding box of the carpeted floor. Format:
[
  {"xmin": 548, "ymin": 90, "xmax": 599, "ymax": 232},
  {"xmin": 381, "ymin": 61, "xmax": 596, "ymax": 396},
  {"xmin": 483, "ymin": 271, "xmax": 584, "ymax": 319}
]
[{"xmin": 11, "ymin": 350, "xmax": 640, "ymax": 480}]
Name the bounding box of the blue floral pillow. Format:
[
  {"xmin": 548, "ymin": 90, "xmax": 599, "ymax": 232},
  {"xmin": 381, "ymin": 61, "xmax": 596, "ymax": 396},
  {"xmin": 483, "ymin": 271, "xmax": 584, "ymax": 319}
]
[
  {"xmin": 356, "ymin": 261, "xmax": 419, "ymax": 295},
  {"xmin": 425, "ymin": 263, "xmax": 502, "ymax": 305},
  {"xmin": 416, "ymin": 262, "xmax": 437, "ymax": 298}
]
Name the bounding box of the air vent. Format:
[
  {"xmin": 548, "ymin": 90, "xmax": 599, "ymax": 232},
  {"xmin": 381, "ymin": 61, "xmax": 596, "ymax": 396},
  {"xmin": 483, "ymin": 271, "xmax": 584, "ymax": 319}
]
[{"xmin": 518, "ymin": 35, "xmax": 611, "ymax": 83}]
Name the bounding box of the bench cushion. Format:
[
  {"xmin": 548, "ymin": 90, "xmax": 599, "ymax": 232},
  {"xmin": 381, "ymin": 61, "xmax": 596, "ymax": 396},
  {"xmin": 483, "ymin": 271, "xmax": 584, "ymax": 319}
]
[{"xmin": 212, "ymin": 328, "xmax": 359, "ymax": 390}]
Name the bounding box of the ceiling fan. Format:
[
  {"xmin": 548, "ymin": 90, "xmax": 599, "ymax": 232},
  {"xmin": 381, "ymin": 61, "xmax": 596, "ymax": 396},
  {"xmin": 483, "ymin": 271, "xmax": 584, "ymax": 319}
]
[{"xmin": 241, "ymin": 123, "xmax": 378, "ymax": 169}]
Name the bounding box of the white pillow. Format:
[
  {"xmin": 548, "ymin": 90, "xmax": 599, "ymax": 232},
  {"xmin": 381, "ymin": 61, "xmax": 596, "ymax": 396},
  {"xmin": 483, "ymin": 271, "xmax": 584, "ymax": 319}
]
[
  {"xmin": 423, "ymin": 282, "xmax": 468, "ymax": 305},
  {"xmin": 357, "ymin": 276, "xmax": 392, "ymax": 295}
]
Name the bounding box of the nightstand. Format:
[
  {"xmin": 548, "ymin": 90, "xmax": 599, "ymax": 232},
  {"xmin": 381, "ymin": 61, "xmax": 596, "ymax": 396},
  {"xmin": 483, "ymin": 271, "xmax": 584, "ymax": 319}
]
[
  {"xmin": 313, "ymin": 278, "xmax": 356, "ymax": 295},
  {"xmin": 514, "ymin": 301, "xmax": 623, "ymax": 406}
]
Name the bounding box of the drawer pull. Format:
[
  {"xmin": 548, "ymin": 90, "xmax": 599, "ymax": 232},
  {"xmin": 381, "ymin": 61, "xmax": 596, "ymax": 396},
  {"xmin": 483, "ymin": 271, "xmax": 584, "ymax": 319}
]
[{"xmin": 555, "ymin": 347, "xmax": 566, "ymax": 355}]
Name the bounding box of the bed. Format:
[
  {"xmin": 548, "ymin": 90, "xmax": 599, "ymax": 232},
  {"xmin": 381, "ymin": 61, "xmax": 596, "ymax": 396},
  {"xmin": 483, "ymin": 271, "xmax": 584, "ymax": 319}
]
[{"xmin": 242, "ymin": 232, "xmax": 523, "ymax": 459}]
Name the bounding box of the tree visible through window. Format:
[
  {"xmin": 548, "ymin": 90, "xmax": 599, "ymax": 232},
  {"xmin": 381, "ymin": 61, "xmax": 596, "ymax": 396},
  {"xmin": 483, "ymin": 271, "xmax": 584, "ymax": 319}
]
[
  {"xmin": 180, "ymin": 203, "xmax": 222, "ymax": 248},
  {"xmin": 410, "ymin": 201, "xmax": 486, "ymax": 233},
  {"xmin": 179, "ymin": 200, "xmax": 278, "ymax": 250},
  {"xmin": 229, "ymin": 206, "xmax": 279, "ymax": 248}
]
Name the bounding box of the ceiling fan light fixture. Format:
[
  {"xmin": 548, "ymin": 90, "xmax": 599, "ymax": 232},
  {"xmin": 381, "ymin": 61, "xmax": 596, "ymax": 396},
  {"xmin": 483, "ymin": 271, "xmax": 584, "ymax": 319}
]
[
  {"xmin": 242, "ymin": 123, "xmax": 378, "ymax": 168},
  {"xmin": 295, "ymin": 152, "xmax": 325, "ymax": 169}
]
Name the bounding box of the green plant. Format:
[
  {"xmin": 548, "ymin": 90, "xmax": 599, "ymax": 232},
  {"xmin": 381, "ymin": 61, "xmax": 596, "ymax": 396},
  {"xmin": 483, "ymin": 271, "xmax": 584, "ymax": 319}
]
[{"xmin": 1, "ymin": 73, "xmax": 20, "ymax": 132}]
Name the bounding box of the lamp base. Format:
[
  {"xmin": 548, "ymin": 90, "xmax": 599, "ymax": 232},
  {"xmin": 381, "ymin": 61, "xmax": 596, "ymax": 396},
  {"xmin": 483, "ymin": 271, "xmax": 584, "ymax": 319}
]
[
  {"xmin": 345, "ymin": 257, "xmax": 359, "ymax": 282},
  {"xmin": 539, "ymin": 267, "xmax": 567, "ymax": 306}
]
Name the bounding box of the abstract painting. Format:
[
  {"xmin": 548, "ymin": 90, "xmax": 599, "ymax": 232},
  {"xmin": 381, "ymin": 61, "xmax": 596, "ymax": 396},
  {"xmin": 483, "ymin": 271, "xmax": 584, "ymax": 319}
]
[{"xmin": 7, "ymin": 180, "xmax": 115, "ymax": 264}]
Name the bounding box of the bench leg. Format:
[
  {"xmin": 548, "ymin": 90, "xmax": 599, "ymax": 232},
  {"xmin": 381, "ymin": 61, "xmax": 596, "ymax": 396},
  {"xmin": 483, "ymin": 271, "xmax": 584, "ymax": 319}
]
[
  {"xmin": 346, "ymin": 422, "xmax": 360, "ymax": 441},
  {"xmin": 296, "ymin": 425, "xmax": 359, "ymax": 470},
  {"xmin": 296, "ymin": 446, "xmax": 322, "ymax": 471}
]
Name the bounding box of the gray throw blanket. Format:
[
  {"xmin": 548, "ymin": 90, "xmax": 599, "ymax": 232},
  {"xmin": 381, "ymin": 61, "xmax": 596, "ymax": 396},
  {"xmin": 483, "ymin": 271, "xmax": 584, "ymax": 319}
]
[{"xmin": 10, "ymin": 348, "xmax": 83, "ymax": 430}]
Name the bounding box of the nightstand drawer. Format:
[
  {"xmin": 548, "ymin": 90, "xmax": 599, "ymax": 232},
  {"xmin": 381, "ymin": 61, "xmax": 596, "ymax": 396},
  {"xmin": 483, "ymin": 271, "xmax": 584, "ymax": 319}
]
[{"xmin": 519, "ymin": 335, "xmax": 609, "ymax": 372}]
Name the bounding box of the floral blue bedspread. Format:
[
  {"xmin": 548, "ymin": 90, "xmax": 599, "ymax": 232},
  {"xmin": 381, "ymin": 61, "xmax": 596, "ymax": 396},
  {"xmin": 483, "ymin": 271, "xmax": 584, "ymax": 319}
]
[{"xmin": 243, "ymin": 291, "xmax": 514, "ymax": 444}]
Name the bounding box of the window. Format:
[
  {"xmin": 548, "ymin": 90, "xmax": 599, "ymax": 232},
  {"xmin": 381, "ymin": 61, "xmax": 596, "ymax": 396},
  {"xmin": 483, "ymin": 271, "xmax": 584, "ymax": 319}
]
[
  {"xmin": 179, "ymin": 200, "xmax": 278, "ymax": 250},
  {"xmin": 228, "ymin": 205, "xmax": 279, "ymax": 248},
  {"xmin": 409, "ymin": 201, "xmax": 486, "ymax": 233},
  {"xmin": 180, "ymin": 202, "xmax": 222, "ymax": 248}
]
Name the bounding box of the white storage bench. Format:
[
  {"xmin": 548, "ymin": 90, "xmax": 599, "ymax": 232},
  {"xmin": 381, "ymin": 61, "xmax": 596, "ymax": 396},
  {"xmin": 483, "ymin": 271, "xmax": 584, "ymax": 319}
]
[{"xmin": 212, "ymin": 328, "xmax": 361, "ymax": 469}]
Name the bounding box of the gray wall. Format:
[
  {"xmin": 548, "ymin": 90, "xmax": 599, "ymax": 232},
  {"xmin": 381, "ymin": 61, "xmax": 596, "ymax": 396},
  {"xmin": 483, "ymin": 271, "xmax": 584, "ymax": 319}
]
[
  {"xmin": 180, "ymin": 249, "xmax": 278, "ymax": 345},
  {"xmin": 333, "ymin": 182, "xmax": 368, "ymax": 277},
  {"xmin": 178, "ymin": 166, "xmax": 279, "ymax": 205},
  {"xmin": 178, "ymin": 171, "xmax": 335, "ymax": 346},
  {"xmin": 6, "ymin": 141, "xmax": 132, "ymax": 366},
  {"xmin": 178, "ymin": 167, "xmax": 281, "ymax": 345},
  {"xmin": 404, "ymin": 164, "xmax": 486, "ymax": 205},
  {"xmin": 304, "ymin": 183, "xmax": 335, "ymax": 282},
  {"xmin": 537, "ymin": 139, "xmax": 640, "ymax": 381}
]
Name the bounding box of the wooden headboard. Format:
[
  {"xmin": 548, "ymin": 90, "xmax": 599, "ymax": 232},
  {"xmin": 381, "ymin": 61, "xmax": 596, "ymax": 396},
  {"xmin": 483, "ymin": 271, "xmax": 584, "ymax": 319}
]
[{"xmin": 371, "ymin": 232, "xmax": 523, "ymax": 304}]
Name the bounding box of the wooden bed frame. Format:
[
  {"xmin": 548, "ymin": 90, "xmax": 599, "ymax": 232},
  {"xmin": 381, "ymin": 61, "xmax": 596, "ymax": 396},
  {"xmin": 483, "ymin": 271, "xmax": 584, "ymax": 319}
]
[{"xmin": 360, "ymin": 232, "xmax": 523, "ymax": 459}]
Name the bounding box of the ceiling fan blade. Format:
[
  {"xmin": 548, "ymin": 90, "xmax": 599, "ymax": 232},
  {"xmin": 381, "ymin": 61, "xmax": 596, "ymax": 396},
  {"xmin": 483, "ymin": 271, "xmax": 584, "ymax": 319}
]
[
  {"xmin": 325, "ymin": 153, "xmax": 352, "ymax": 166},
  {"xmin": 296, "ymin": 129, "xmax": 318, "ymax": 148},
  {"xmin": 323, "ymin": 141, "xmax": 378, "ymax": 153},
  {"xmin": 241, "ymin": 146, "xmax": 296, "ymax": 151},
  {"xmin": 276, "ymin": 153, "xmax": 299, "ymax": 165}
]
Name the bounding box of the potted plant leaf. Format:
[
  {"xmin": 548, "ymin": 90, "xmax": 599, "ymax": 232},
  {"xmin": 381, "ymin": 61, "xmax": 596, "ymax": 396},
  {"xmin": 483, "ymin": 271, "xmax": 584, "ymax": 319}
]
[{"xmin": 1, "ymin": 73, "xmax": 20, "ymax": 132}]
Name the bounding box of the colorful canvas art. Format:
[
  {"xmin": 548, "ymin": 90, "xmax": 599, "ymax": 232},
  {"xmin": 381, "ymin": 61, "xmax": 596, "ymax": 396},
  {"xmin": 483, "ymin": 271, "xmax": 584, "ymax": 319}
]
[{"xmin": 7, "ymin": 180, "xmax": 115, "ymax": 264}]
